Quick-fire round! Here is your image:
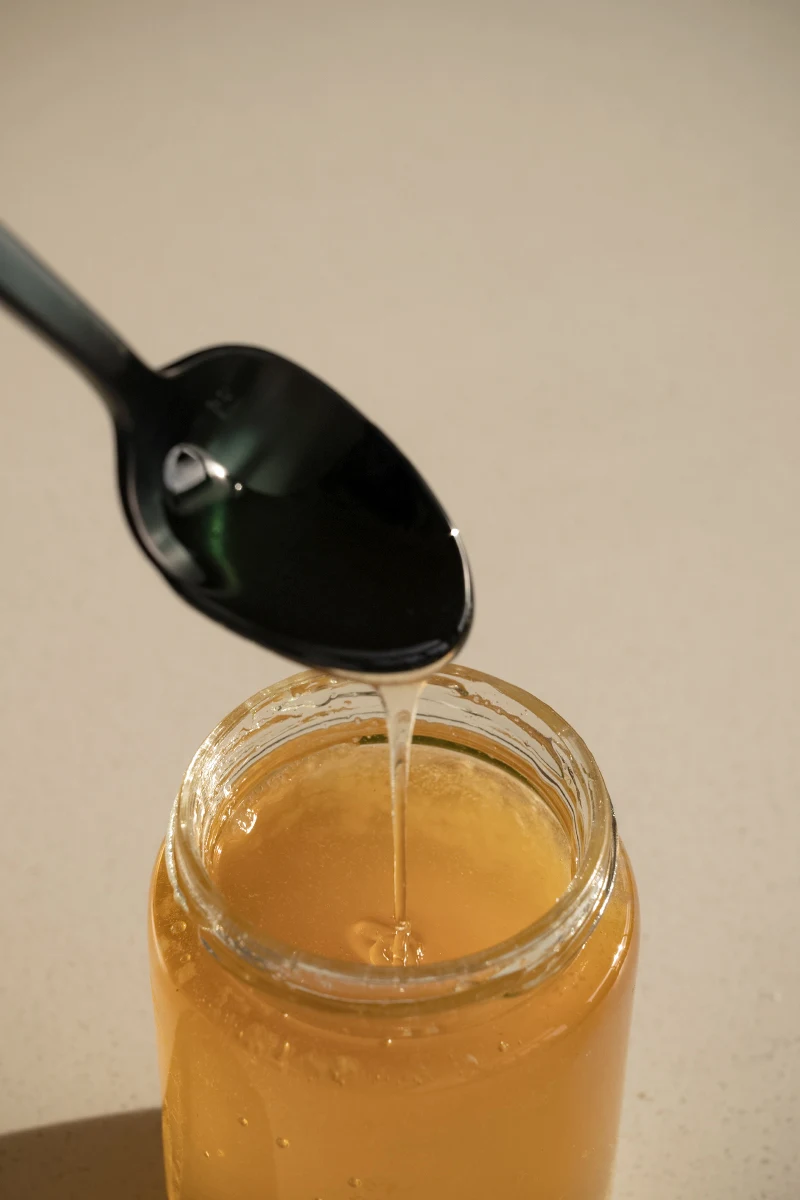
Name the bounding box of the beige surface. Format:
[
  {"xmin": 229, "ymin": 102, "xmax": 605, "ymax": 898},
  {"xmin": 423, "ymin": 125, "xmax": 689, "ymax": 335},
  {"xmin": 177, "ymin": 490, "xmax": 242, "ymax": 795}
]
[{"xmin": 1, "ymin": 1, "xmax": 799, "ymax": 1196}]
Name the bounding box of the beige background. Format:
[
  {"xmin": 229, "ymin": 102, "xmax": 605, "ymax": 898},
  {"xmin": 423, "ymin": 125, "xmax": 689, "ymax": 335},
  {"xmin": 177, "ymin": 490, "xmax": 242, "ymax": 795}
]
[{"xmin": 1, "ymin": 1, "xmax": 799, "ymax": 1196}]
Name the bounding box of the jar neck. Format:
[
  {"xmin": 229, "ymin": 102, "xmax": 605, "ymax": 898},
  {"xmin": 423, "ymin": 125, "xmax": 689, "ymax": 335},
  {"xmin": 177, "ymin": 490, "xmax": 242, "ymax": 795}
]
[{"xmin": 166, "ymin": 665, "xmax": 617, "ymax": 1017}]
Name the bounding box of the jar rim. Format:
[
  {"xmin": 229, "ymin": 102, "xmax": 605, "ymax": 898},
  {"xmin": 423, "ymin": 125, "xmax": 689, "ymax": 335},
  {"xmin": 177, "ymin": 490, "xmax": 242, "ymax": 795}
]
[{"xmin": 166, "ymin": 664, "xmax": 617, "ymax": 1015}]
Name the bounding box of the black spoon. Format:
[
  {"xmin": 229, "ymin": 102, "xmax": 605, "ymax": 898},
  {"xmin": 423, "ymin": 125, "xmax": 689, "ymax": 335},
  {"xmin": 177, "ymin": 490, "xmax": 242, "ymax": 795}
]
[{"xmin": 0, "ymin": 224, "xmax": 472, "ymax": 677}]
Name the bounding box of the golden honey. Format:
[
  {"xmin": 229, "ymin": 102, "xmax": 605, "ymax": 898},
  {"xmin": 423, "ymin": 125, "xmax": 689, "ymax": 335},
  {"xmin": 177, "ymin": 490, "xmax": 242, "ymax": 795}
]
[{"xmin": 149, "ymin": 667, "xmax": 638, "ymax": 1200}]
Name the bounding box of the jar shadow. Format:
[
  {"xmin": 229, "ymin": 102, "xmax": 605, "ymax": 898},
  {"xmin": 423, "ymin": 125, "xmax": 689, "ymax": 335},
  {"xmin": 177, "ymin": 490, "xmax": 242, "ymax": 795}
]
[{"xmin": 0, "ymin": 1109, "xmax": 166, "ymax": 1199}]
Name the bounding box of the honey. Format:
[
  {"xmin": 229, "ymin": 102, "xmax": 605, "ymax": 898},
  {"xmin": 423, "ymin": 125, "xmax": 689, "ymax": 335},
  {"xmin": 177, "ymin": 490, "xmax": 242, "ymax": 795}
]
[{"xmin": 149, "ymin": 667, "xmax": 638, "ymax": 1200}]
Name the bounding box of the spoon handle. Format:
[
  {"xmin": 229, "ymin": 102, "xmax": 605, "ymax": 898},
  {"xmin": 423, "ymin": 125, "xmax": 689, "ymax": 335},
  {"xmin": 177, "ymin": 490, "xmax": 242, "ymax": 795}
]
[{"xmin": 0, "ymin": 223, "xmax": 149, "ymax": 422}]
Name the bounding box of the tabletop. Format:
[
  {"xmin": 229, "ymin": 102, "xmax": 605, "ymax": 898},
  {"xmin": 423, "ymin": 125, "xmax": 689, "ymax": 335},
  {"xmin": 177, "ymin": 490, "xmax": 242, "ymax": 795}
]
[{"xmin": 1, "ymin": 2, "xmax": 799, "ymax": 1197}]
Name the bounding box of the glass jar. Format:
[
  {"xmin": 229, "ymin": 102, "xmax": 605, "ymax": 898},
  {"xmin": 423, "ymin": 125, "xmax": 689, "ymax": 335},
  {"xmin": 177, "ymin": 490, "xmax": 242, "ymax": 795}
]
[{"xmin": 149, "ymin": 665, "xmax": 638, "ymax": 1200}]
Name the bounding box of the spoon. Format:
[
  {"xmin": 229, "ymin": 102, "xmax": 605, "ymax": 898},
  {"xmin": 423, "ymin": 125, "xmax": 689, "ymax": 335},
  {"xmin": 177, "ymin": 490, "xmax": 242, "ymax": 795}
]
[{"xmin": 0, "ymin": 223, "xmax": 472, "ymax": 676}]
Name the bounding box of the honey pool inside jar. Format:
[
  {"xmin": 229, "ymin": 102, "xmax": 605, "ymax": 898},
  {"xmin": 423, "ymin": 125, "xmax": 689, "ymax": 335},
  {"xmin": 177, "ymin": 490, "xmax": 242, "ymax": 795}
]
[
  {"xmin": 209, "ymin": 741, "xmax": 572, "ymax": 966},
  {"xmin": 150, "ymin": 701, "xmax": 638, "ymax": 1200}
]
